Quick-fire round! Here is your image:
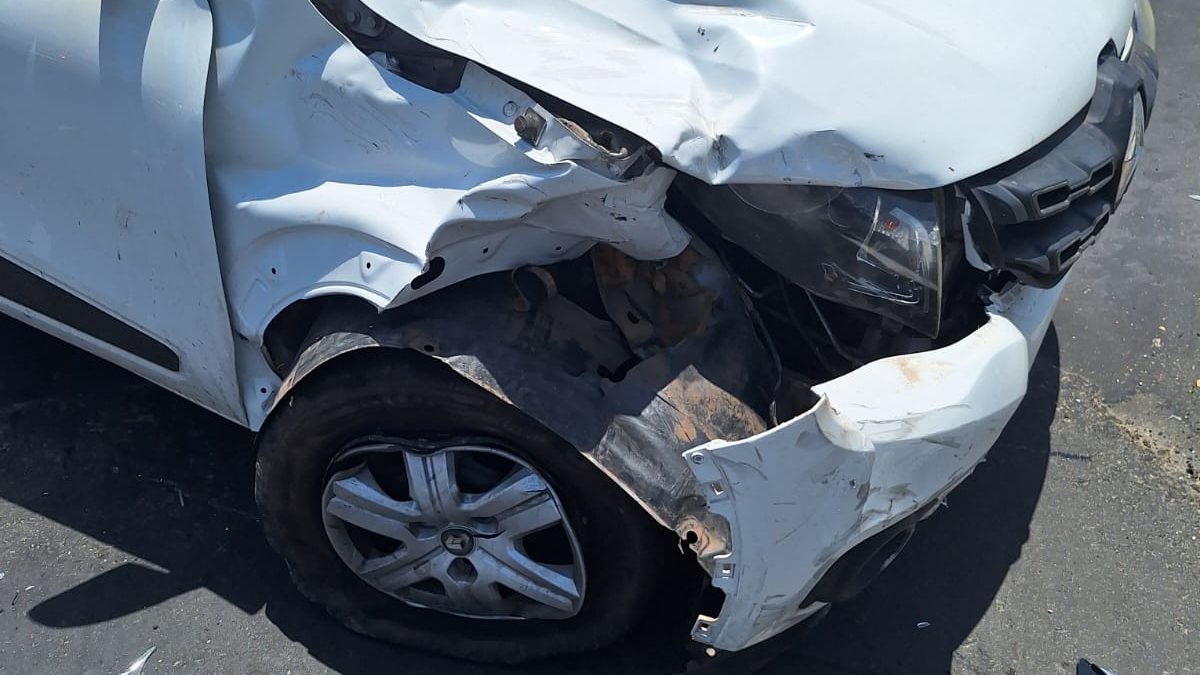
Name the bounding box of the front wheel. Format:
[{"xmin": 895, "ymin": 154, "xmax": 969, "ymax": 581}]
[{"xmin": 255, "ymin": 350, "xmax": 691, "ymax": 663}]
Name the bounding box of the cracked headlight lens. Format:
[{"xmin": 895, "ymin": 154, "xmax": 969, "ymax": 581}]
[{"xmin": 726, "ymin": 185, "xmax": 945, "ymax": 336}]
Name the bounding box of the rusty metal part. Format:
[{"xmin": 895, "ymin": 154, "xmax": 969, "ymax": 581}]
[
  {"xmin": 592, "ymin": 245, "xmax": 717, "ymax": 355},
  {"xmin": 274, "ymin": 245, "xmax": 778, "ymax": 563},
  {"xmin": 513, "ymin": 108, "xmax": 547, "ymax": 146}
]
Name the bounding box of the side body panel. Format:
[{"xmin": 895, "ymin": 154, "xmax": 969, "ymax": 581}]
[{"xmin": 0, "ymin": 0, "xmax": 244, "ymax": 423}]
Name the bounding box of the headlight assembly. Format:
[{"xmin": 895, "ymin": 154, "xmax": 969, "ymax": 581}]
[{"xmin": 680, "ymin": 180, "xmax": 946, "ymax": 337}]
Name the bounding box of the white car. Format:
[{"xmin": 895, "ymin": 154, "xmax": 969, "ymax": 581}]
[{"xmin": 0, "ymin": 0, "xmax": 1158, "ymax": 665}]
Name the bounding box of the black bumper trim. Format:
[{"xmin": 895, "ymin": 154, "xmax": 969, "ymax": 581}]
[{"xmin": 962, "ymin": 41, "xmax": 1159, "ymax": 287}]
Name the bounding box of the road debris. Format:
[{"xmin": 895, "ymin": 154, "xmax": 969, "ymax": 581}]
[
  {"xmin": 1188, "ymin": 194, "xmax": 1200, "ymax": 202},
  {"xmin": 117, "ymin": 647, "xmax": 156, "ymax": 675},
  {"xmin": 1078, "ymin": 658, "xmax": 1117, "ymax": 675},
  {"xmin": 916, "ymin": 621, "xmax": 931, "ymax": 629}
]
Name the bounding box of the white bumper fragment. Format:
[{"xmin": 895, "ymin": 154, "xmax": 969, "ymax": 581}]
[{"xmin": 683, "ymin": 279, "xmax": 1065, "ymax": 651}]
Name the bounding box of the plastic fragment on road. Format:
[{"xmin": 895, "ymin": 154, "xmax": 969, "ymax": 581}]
[
  {"xmin": 1077, "ymin": 658, "xmax": 1117, "ymax": 675},
  {"xmin": 118, "ymin": 647, "xmax": 156, "ymax": 675}
]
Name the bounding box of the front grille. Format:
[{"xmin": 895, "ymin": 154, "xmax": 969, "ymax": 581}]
[{"xmin": 961, "ymin": 41, "xmax": 1159, "ymax": 287}]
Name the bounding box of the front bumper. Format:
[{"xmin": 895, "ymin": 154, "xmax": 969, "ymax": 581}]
[{"xmin": 682, "ymin": 278, "xmax": 1066, "ymax": 651}]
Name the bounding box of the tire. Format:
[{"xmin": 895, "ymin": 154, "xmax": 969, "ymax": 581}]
[{"xmin": 255, "ymin": 348, "xmax": 690, "ymax": 664}]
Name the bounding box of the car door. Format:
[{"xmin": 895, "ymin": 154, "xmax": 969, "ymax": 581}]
[{"xmin": 0, "ymin": 0, "xmax": 245, "ymax": 424}]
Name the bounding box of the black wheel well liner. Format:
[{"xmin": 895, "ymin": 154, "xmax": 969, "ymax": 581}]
[{"xmin": 260, "ymin": 250, "xmax": 781, "ymax": 578}]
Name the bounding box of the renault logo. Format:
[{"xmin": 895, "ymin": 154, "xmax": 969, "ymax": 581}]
[{"xmin": 440, "ymin": 528, "xmax": 476, "ymax": 556}]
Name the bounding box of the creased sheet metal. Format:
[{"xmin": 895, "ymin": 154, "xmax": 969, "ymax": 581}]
[
  {"xmin": 363, "ymin": 0, "xmax": 1133, "ymax": 189},
  {"xmin": 205, "ymin": 0, "xmax": 689, "ymax": 426}
]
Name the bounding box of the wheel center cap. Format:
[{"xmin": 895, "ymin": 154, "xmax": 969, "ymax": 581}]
[{"xmin": 440, "ymin": 528, "xmax": 475, "ymax": 556}]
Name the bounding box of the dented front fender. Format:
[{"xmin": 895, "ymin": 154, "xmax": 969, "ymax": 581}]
[{"xmin": 205, "ymin": 0, "xmax": 690, "ymax": 426}]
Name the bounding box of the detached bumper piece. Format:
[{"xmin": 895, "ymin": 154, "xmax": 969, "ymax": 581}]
[
  {"xmin": 963, "ymin": 42, "xmax": 1158, "ymax": 286},
  {"xmin": 683, "ymin": 280, "xmax": 1064, "ymax": 651}
]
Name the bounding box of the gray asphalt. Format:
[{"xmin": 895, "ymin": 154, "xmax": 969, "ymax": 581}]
[{"xmin": 1, "ymin": 2, "xmax": 1197, "ymax": 674}]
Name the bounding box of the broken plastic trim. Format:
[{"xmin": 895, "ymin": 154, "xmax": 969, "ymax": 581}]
[{"xmin": 681, "ymin": 278, "xmax": 1064, "ymax": 650}]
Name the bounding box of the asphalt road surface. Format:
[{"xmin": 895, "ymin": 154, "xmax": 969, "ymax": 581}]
[{"xmin": 1, "ymin": 3, "xmax": 1197, "ymax": 674}]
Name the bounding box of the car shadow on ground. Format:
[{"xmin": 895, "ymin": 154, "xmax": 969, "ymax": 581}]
[{"xmin": 0, "ymin": 315, "xmax": 1059, "ymax": 675}]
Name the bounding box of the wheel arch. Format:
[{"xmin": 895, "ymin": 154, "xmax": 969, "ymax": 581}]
[
  {"xmin": 252, "ymin": 321, "xmax": 687, "ymax": 663},
  {"xmin": 255, "ymin": 248, "xmax": 781, "ymax": 577}
]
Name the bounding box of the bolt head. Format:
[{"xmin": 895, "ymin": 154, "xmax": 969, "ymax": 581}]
[{"xmin": 513, "ymin": 109, "xmax": 547, "ymax": 145}]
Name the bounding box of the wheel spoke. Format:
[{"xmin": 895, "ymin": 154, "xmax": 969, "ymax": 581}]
[
  {"xmin": 326, "ymin": 468, "xmax": 423, "ymax": 545},
  {"xmin": 497, "ymin": 497, "xmax": 562, "ymax": 537},
  {"xmin": 359, "ymin": 546, "xmax": 444, "ymax": 594},
  {"xmin": 477, "ymin": 543, "xmax": 581, "ymax": 614},
  {"xmin": 403, "ymin": 450, "xmax": 461, "ymax": 519},
  {"xmin": 460, "ymin": 468, "xmax": 548, "ymax": 519}
]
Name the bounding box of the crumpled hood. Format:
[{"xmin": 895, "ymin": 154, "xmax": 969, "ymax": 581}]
[{"xmin": 362, "ymin": 0, "xmax": 1134, "ymax": 189}]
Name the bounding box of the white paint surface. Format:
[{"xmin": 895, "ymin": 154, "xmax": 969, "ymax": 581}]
[
  {"xmin": 0, "ymin": 0, "xmax": 245, "ymax": 423},
  {"xmin": 362, "ymin": 0, "xmax": 1134, "ymax": 189}
]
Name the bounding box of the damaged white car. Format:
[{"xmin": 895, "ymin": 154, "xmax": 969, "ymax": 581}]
[{"xmin": 0, "ymin": 0, "xmax": 1158, "ymax": 664}]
